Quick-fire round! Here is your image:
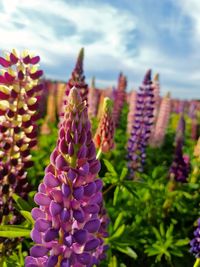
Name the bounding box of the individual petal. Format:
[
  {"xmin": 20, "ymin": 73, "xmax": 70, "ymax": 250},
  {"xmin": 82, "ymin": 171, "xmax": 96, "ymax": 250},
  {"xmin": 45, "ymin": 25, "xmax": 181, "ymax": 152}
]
[
  {"xmin": 34, "ymin": 193, "xmax": 51, "ymax": 206},
  {"xmin": 44, "ymin": 173, "xmax": 60, "ymax": 188},
  {"xmin": 49, "ymin": 201, "xmax": 62, "ymax": 217},
  {"xmin": 76, "ymin": 252, "xmax": 91, "ymax": 265},
  {"xmin": 84, "ymin": 238, "xmax": 100, "ymax": 251},
  {"xmin": 44, "ymin": 228, "xmax": 59, "ymax": 242},
  {"xmin": 30, "ymin": 245, "xmax": 49, "ymax": 257},
  {"xmin": 73, "ymin": 229, "xmax": 87, "ymax": 245},
  {"xmin": 35, "ymin": 218, "xmax": 51, "ymax": 232},
  {"xmin": 84, "ymin": 219, "xmax": 101, "ymax": 233},
  {"xmin": 31, "ymin": 208, "xmax": 46, "ymax": 220}
]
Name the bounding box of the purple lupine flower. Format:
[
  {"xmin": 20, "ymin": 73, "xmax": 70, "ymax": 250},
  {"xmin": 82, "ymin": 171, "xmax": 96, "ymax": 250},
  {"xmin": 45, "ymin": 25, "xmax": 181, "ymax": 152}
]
[
  {"xmin": 26, "ymin": 87, "xmax": 108, "ymax": 267},
  {"xmin": 127, "ymin": 69, "xmax": 155, "ymax": 177},
  {"xmin": 88, "ymin": 77, "xmax": 100, "ymax": 119},
  {"xmin": 0, "ymin": 49, "xmax": 43, "ymax": 255},
  {"xmin": 94, "ymin": 97, "xmax": 115, "ymax": 154},
  {"xmin": 190, "ymin": 218, "xmax": 200, "ymax": 258},
  {"xmin": 60, "ymin": 48, "xmax": 88, "ymax": 120},
  {"xmin": 169, "ymin": 115, "xmax": 190, "ymax": 182},
  {"xmin": 112, "ymin": 72, "xmax": 127, "ymax": 126}
]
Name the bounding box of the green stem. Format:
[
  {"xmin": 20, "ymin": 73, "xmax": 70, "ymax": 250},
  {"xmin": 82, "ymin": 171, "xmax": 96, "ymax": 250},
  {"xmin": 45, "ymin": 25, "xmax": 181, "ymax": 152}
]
[
  {"xmin": 194, "ymin": 258, "xmax": 200, "ymax": 267},
  {"xmin": 96, "ymin": 148, "xmax": 102, "ymax": 159},
  {"xmin": 103, "ymin": 184, "xmax": 116, "ymax": 195}
]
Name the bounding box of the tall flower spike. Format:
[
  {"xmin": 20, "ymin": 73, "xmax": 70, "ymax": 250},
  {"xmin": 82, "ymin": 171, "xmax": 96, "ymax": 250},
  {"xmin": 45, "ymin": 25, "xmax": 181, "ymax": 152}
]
[
  {"xmin": 0, "ymin": 49, "xmax": 43, "ymax": 255},
  {"xmin": 26, "ymin": 87, "xmax": 108, "ymax": 267},
  {"xmin": 56, "ymin": 82, "xmax": 66, "ymax": 117},
  {"xmin": 127, "ymin": 90, "xmax": 137, "ymax": 135},
  {"xmin": 127, "ymin": 69, "xmax": 155, "ymax": 177},
  {"xmin": 112, "ymin": 72, "xmax": 127, "ymax": 126},
  {"xmin": 169, "ymin": 115, "xmax": 189, "ymax": 182},
  {"xmin": 94, "ymin": 97, "xmax": 115, "ymax": 154},
  {"xmin": 88, "ymin": 77, "xmax": 100, "ymax": 119},
  {"xmin": 63, "ymin": 48, "xmax": 88, "ymax": 106},
  {"xmin": 41, "ymin": 81, "xmax": 57, "ymax": 134},
  {"xmin": 150, "ymin": 92, "xmax": 171, "ymax": 147},
  {"xmin": 190, "ymin": 218, "xmax": 200, "ymax": 258},
  {"xmin": 190, "ymin": 137, "xmax": 200, "ymax": 183}
]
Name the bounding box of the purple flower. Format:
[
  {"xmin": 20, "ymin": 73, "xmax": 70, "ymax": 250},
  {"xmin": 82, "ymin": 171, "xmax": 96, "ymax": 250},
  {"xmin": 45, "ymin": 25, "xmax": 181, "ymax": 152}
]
[
  {"xmin": 26, "ymin": 87, "xmax": 109, "ymax": 266},
  {"xmin": 169, "ymin": 115, "xmax": 190, "ymax": 182},
  {"xmin": 60, "ymin": 48, "xmax": 88, "ymax": 120},
  {"xmin": 190, "ymin": 218, "xmax": 200, "ymax": 258},
  {"xmin": 127, "ymin": 69, "xmax": 155, "ymax": 177}
]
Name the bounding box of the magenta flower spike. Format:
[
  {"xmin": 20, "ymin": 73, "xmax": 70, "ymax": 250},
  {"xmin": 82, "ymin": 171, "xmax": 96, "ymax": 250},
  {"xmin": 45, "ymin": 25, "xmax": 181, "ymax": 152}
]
[
  {"xmin": 127, "ymin": 90, "xmax": 137, "ymax": 135},
  {"xmin": 150, "ymin": 93, "xmax": 171, "ymax": 147},
  {"xmin": 26, "ymin": 87, "xmax": 108, "ymax": 267},
  {"xmin": 88, "ymin": 77, "xmax": 100, "ymax": 119},
  {"xmin": 0, "ymin": 49, "xmax": 43, "ymax": 222},
  {"xmin": 112, "ymin": 72, "xmax": 127, "ymax": 126}
]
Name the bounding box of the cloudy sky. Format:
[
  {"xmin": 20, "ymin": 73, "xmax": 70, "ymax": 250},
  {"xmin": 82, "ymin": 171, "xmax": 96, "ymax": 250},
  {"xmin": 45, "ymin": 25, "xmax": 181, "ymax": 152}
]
[{"xmin": 0, "ymin": 0, "xmax": 199, "ymax": 99}]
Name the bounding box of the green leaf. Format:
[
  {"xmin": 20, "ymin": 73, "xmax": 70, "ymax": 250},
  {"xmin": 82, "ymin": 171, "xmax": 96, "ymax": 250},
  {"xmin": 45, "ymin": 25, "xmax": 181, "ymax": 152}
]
[
  {"xmin": 0, "ymin": 226, "xmax": 30, "ymax": 238},
  {"xmin": 122, "ymin": 182, "xmax": 138, "ymax": 198},
  {"xmin": 113, "ymin": 186, "xmax": 120, "ymax": 206},
  {"xmin": 114, "ymin": 212, "xmax": 124, "ymax": 231},
  {"xmin": 116, "ymin": 246, "xmax": 137, "ymax": 259},
  {"xmin": 194, "ymin": 258, "xmax": 200, "ymax": 267},
  {"xmin": 166, "ymin": 224, "xmax": 174, "ymax": 239},
  {"xmin": 175, "ymin": 238, "xmax": 189, "ymax": 246},
  {"xmin": 110, "ymin": 224, "xmax": 125, "ymax": 240},
  {"xmin": 20, "ymin": 210, "xmax": 34, "ymax": 225},
  {"xmin": 109, "ymin": 256, "xmax": 118, "ymax": 267},
  {"xmin": 120, "ymin": 167, "xmax": 128, "ymax": 181},
  {"xmin": 103, "ymin": 159, "xmax": 117, "ymax": 176},
  {"xmin": 159, "ymin": 223, "xmax": 165, "ymax": 237},
  {"xmin": 12, "ymin": 194, "xmax": 32, "ymax": 211}
]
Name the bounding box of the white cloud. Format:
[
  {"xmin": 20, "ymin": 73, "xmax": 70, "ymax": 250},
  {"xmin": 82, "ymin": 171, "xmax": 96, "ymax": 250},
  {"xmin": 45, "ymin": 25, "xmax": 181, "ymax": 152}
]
[{"xmin": 0, "ymin": 0, "xmax": 199, "ymax": 99}]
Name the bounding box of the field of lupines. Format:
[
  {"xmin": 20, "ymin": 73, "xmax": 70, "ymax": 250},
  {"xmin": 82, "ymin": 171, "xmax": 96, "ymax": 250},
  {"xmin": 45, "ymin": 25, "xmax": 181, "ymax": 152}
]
[{"xmin": 0, "ymin": 48, "xmax": 200, "ymax": 267}]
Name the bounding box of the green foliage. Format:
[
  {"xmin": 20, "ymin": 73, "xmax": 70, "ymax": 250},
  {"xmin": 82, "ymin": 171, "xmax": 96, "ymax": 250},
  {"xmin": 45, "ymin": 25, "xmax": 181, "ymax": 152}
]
[{"xmin": 2, "ymin": 104, "xmax": 200, "ymax": 267}]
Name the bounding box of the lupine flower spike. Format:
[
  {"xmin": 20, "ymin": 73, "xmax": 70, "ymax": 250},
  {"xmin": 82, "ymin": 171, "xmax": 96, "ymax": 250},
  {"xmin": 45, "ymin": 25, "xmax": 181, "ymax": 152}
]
[
  {"xmin": 112, "ymin": 72, "xmax": 127, "ymax": 126},
  {"xmin": 41, "ymin": 82, "xmax": 57, "ymax": 134},
  {"xmin": 127, "ymin": 69, "xmax": 155, "ymax": 177},
  {"xmin": 94, "ymin": 97, "xmax": 115, "ymax": 158},
  {"xmin": 88, "ymin": 77, "xmax": 100, "ymax": 119},
  {"xmin": 169, "ymin": 115, "xmax": 190, "ymax": 182},
  {"xmin": 150, "ymin": 92, "xmax": 171, "ymax": 147},
  {"xmin": 190, "ymin": 219, "xmax": 200, "ymax": 260},
  {"xmin": 0, "ymin": 49, "xmax": 43, "ymax": 255},
  {"xmin": 127, "ymin": 90, "xmax": 137, "ymax": 135},
  {"xmin": 26, "ymin": 87, "xmax": 109, "ymax": 267},
  {"xmin": 190, "ymin": 137, "xmax": 200, "ymax": 183},
  {"xmin": 61, "ymin": 48, "xmax": 88, "ymax": 116},
  {"xmin": 56, "ymin": 82, "xmax": 67, "ymax": 117}
]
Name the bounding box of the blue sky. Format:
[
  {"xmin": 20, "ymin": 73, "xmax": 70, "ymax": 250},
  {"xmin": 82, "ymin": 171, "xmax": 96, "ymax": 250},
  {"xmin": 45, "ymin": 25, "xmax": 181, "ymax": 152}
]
[{"xmin": 0, "ymin": 0, "xmax": 199, "ymax": 99}]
